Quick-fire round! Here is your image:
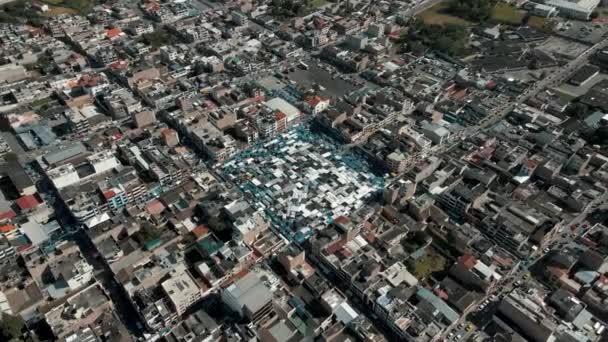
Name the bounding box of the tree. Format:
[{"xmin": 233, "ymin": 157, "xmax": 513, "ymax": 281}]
[
  {"xmin": 206, "ymin": 213, "xmax": 233, "ymax": 241},
  {"xmin": 143, "ymin": 29, "xmax": 171, "ymax": 49},
  {"xmin": 137, "ymin": 221, "xmax": 162, "ymax": 242},
  {"xmin": 567, "ymin": 102, "xmax": 590, "ymax": 119},
  {"xmin": 586, "ymin": 126, "xmax": 608, "ymax": 147},
  {"xmin": 403, "ymin": 22, "xmax": 469, "ymax": 57},
  {"xmin": 448, "ymin": 0, "xmax": 495, "ymax": 22},
  {"xmin": 527, "ymin": 57, "xmax": 538, "ymax": 70},
  {"xmin": 3, "ymin": 153, "xmax": 19, "ymax": 162},
  {"xmin": 0, "ymin": 313, "xmax": 25, "ymax": 341},
  {"xmin": 0, "ymin": 0, "xmax": 43, "ymax": 25}
]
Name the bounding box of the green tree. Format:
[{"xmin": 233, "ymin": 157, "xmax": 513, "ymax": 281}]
[
  {"xmin": 567, "ymin": 102, "xmax": 590, "ymax": 119},
  {"xmin": 587, "ymin": 126, "xmax": 608, "ymax": 147},
  {"xmin": 0, "ymin": 313, "xmax": 25, "ymax": 341},
  {"xmin": 3, "ymin": 152, "xmax": 19, "ymax": 162},
  {"xmin": 448, "ymin": 0, "xmax": 495, "ymax": 22},
  {"xmin": 0, "ymin": 0, "xmax": 43, "ymax": 25},
  {"xmin": 143, "ymin": 29, "xmax": 171, "ymax": 49},
  {"xmin": 63, "ymin": 0, "xmax": 94, "ymax": 15},
  {"xmin": 403, "ymin": 21, "xmax": 468, "ymax": 56},
  {"xmin": 138, "ymin": 221, "xmax": 162, "ymax": 242}
]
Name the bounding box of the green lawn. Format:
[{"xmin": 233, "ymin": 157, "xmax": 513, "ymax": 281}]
[
  {"xmin": 40, "ymin": 0, "xmax": 64, "ymax": 5},
  {"xmin": 40, "ymin": 0, "xmax": 94, "ymax": 15},
  {"xmin": 491, "ymin": 3, "xmax": 525, "ymax": 24},
  {"xmin": 419, "ymin": 3, "xmax": 471, "ymax": 26},
  {"xmin": 30, "ymin": 97, "xmax": 51, "ymax": 108},
  {"xmin": 302, "ymin": 0, "xmax": 328, "ymax": 15},
  {"xmin": 527, "ymin": 15, "xmax": 548, "ymax": 29},
  {"xmin": 308, "ymin": 0, "xmax": 328, "ymax": 9},
  {"xmin": 43, "ymin": 5, "xmax": 78, "ymax": 16},
  {"xmin": 412, "ymin": 251, "xmax": 447, "ymax": 280}
]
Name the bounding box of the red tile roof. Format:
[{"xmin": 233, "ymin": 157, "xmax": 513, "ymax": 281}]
[
  {"xmin": 109, "ymin": 60, "xmax": 129, "ymax": 70},
  {"xmin": 338, "ymin": 247, "xmax": 352, "ymax": 258},
  {"xmin": 435, "ymin": 288, "xmax": 449, "ymax": 300},
  {"xmin": 334, "ymin": 216, "xmax": 350, "ymax": 225},
  {"xmin": 192, "ymin": 225, "xmax": 210, "ymax": 239},
  {"xmin": 306, "ymin": 96, "xmax": 326, "ymax": 107},
  {"xmin": 275, "ymin": 111, "xmax": 287, "ymax": 120},
  {"xmin": 458, "ymin": 254, "xmax": 477, "ymax": 269},
  {"xmin": 362, "ymin": 232, "xmax": 376, "ymax": 243},
  {"xmin": 106, "ymin": 28, "xmax": 122, "ymax": 38},
  {"xmin": 145, "ymin": 199, "xmax": 165, "ymax": 216},
  {"xmin": 0, "ymin": 224, "xmax": 15, "ymax": 233},
  {"xmin": 103, "ymin": 190, "xmax": 117, "ymax": 200},
  {"xmin": 160, "ymin": 128, "xmax": 177, "ymax": 138},
  {"xmin": 0, "ymin": 210, "xmax": 16, "ymax": 221},
  {"xmin": 16, "ymin": 195, "xmax": 40, "ymax": 210},
  {"xmin": 323, "ymin": 240, "xmax": 345, "ymax": 255}
]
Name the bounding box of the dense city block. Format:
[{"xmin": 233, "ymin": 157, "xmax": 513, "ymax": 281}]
[{"xmin": 0, "ymin": 0, "xmax": 608, "ymax": 341}]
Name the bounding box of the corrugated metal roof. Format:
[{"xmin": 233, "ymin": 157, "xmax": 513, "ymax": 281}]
[
  {"xmin": 416, "ymin": 287, "xmax": 459, "ymax": 323},
  {"xmin": 44, "ymin": 143, "xmax": 86, "ymax": 165}
]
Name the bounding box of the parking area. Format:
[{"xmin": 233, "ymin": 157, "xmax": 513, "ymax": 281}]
[
  {"xmin": 469, "ymin": 296, "xmax": 501, "ymax": 330},
  {"xmin": 556, "ymin": 72, "xmax": 608, "ymax": 98},
  {"xmin": 283, "ymin": 62, "xmax": 358, "ymax": 98},
  {"xmin": 537, "ymin": 36, "xmax": 590, "ymax": 61},
  {"xmin": 555, "ymin": 20, "xmax": 608, "ymax": 45}
]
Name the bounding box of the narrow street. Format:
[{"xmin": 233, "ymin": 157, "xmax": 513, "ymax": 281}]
[{"xmin": 70, "ymin": 229, "xmax": 146, "ymax": 338}]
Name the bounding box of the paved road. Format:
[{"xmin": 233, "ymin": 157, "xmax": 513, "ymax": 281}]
[
  {"xmin": 71, "ymin": 230, "xmax": 145, "ymax": 338},
  {"xmin": 402, "ymin": 0, "xmax": 444, "ymax": 17}
]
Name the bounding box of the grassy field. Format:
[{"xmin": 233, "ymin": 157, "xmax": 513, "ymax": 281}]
[
  {"xmin": 308, "ymin": 0, "xmax": 328, "ymax": 9},
  {"xmin": 43, "ymin": 6, "xmax": 77, "ymax": 16},
  {"xmin": 419, "ymin": 3, "xmax": 471, "ymax": 26},
  {"xmin": 527, "ymin": 15, "xmax": 548, "ymax": 29},
  {"xmin": 302, "ymin": 0, "xmax": 328, "ymax": 15},
  {"xmin": 491, "ymin": 3, "xmax": 525, "ymax": 24},
  {"xmin": 30, "ymin": 97, "xmax": 51, "ymax": 108},
  {"xmin": 40, "ymin": 0, "xmax": 94, "ymax": 15},
  {"xmin": 40, "ymin": 0, "xmax": 64, "ymax": 5},
  {"xmin": 412, "ymin": 251, "xmax": 447, "ymax": 280}
]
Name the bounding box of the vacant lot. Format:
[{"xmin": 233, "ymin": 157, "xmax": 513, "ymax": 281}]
[
  {"xmin": 527, "ymin": 15, "xmax": 549, "ymax": 29},
  {"xmin": 40, "ymin": 0, "xmax": 93, "ymax": 14},
  {"xmin": 412, "ymin": 250, "xmax": 447, "ymax": 280},
  {"xmin": 43, "ymin": 6, "xmax": 77, "ymax": 16},
  {"xmin": 421, "ymin": 1, "xmax": 525, "ymax": 26},
  {"xmin": 419, "ymin": 3, "xmax": 471, "ymax": 26},
  {"xmin": 302, "ymin": 0, "xmax": 328, "ymax": 15},
  {"xmin": 491, "ymin": 3, "xmax": 525, "ymax": 24},
  {"xmin": 308, "ymin": 0, "xmax": 328, "ymax": 9}
]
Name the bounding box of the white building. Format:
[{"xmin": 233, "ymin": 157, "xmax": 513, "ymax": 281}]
[
  {"xmin": 421, "ymin": 122, "xmax": 451, "ymax": 145},
  {"xmin": 66, "ymin": 259, "xmax": 95, "ymax": 291},
  {"xmin": 264, "ymin": 97, "xmax": 302, "ymax": 126},
  {"xmin": 47, "ymin": 151, "xmax": 121, "ymax": 190},
  {"xmin": 539, "ymin": 0, "xmax": 600, "ymax": 20},
  {"xmin": 221, "ymin": 272, "xmax": 273, "ymax": 322},
  {"xmin": 66, "ymin": 105, "xmax": 107, "ymax": 134},
  {"xmin": 305, "ymin": 96, "xmax": 330, "ymax": 115},
  {"xmin": 47, "ymin": 164, "xmax": 80, "ymax": 190},
  {"xmin": 531, "ymin": 3, "xmax": 559, "ymax": 17},
  {"xmin": 161, "ymin": 269, "xmax": 202, "ymax": 316},
  {"xmin": 232, "ymin": 11, "xmax": 249, "ymax": 26}
]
